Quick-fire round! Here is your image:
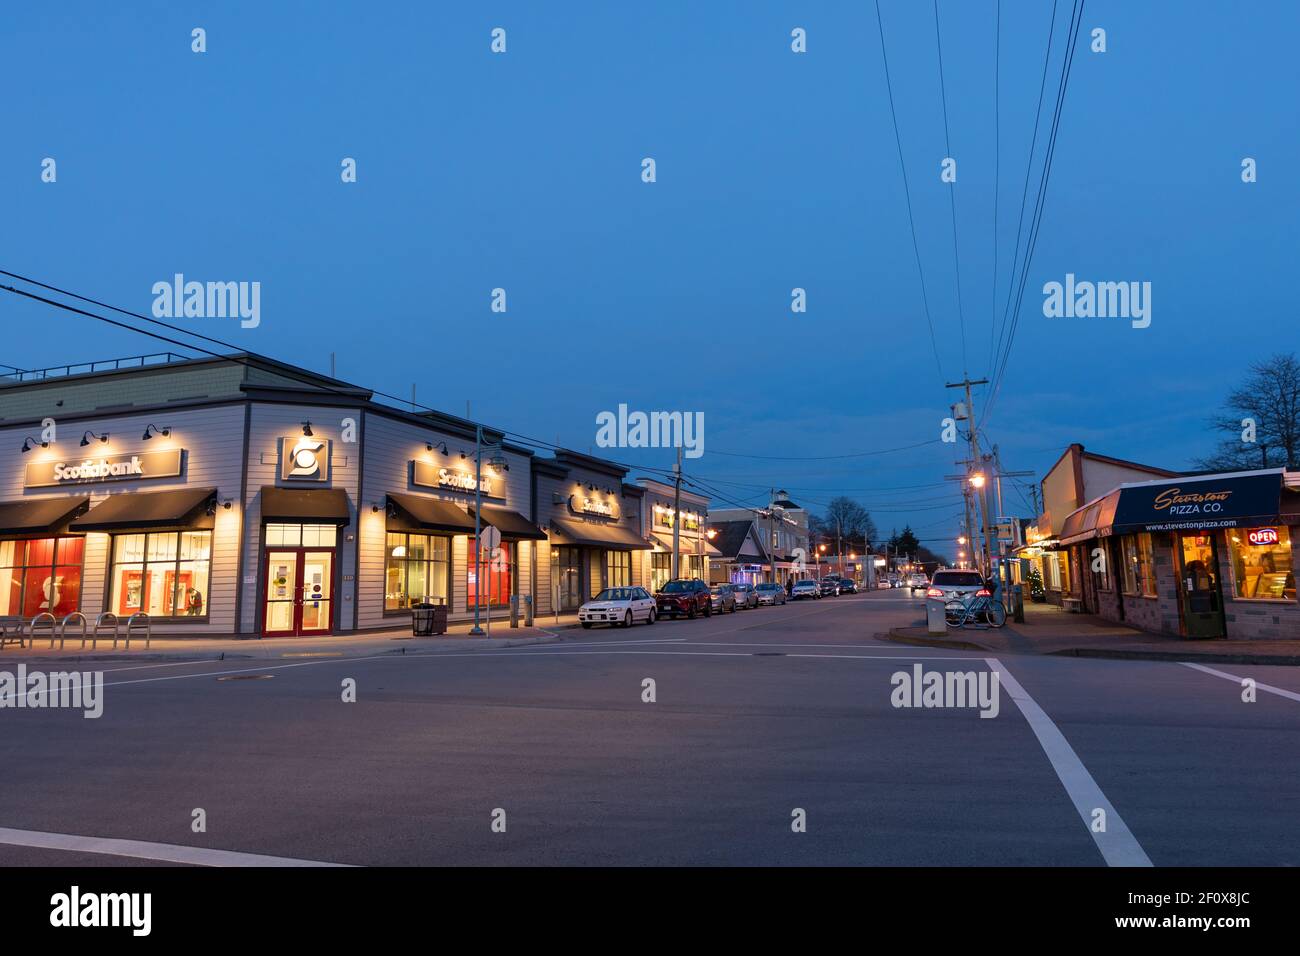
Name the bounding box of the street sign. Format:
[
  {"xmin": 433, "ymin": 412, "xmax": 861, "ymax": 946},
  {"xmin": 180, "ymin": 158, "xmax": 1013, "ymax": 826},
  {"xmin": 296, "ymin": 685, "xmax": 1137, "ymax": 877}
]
[{"xmin": 480, "ymin": 525, "xmax": 501, "ymax": 553}]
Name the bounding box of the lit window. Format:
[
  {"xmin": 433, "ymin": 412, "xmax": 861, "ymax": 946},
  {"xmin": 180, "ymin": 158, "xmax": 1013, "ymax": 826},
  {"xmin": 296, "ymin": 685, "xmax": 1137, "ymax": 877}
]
[
  {"xmin": 110, "ymin": 531, "xmax": 211, "ymax": 618},
  {"xmin": 1227, "ymin": 527, "xmax": 1294, "ymax": 600},
  {"xmin": 0, "ymin": 537, "xmax": 84, "ymax": 618},
  {"xmin": 1121, "ymin": 533, "xmax": 1157, "ymax": 596},
  {"xmin": 468, "ymin": 537, "xmax": 514, "ymax": 607},
  {"xmin": 385, "ymin": 533, "xmax": 449, "ymax": 610}
]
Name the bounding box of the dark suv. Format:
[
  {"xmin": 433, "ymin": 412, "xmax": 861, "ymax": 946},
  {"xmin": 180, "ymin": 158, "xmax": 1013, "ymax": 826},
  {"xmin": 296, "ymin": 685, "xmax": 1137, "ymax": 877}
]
[{"xmin": 656, "ymin": 579, "xmax": 712, "ymax": 619}]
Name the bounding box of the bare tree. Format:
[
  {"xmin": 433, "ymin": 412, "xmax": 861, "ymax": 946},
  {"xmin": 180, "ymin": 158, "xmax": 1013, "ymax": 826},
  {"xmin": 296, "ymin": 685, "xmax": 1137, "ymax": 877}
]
[
  {"xmin": 1196, "ymin": 353, "xmax": 1300, "ymax": 471},
  {"xmin": 816, "ymin": 497, "xmax": 878, "ymax": 550}
]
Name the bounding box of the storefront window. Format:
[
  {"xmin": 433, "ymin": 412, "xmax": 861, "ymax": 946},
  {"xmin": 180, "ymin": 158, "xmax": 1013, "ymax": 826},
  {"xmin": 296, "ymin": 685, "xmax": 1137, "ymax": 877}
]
[
  {"xmin": 0, "ymin": 537, "xmax": 84, "ymax": 618},
  {"xmin": 1227, "ymin": 526, "xmax": 1295, "ymax": 600},
  {"xmin": 469, "ymin": 537, "xmax": 514, "ymax": 607},
  {"xmin": 1045, "ymin": 554, "xmax": 1061, "ymax": 589},
  {"xmin": 606, "ymin": 550, "xmax": 631, "ymax": 588},
  {"xmin": 385, "ymin": 532, "xmax": 450, "ymax": 610},
  {"xmin": 1121, "ymin": 533, "xmax": 1157, "ymax": 596},
  {"xmin": 110, "ymin": 531, "xmax": 211, "ymax": 618},
  {"xmin": 651, "ymin": 552, "xmax": 671, "ymax": 593},
  {"xmin": 1094, "ymin": 542, "xmax": 1112, "ymax": 591},
  {"xmin": 266, "ymin": 523, "xmax": 337, "ymax": 547}
]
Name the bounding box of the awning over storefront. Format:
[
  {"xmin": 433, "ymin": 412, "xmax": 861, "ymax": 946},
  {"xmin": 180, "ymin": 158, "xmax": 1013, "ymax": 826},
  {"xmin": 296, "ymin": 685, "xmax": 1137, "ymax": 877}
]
[
  {"xmin": 1059, "ymin": 490, "xmax": 1121, "ymax": 546},
  {"xmin": 260, "ymin": 486, "xmax": 351, "ymax": 524},
  {"xmin": 651, "ymin": 532, "xmax": 724, "ymax": 557},
  {"xmin": 548, "ymin": 518, "xmax": 653, "ymax": 550},
  {"xmin": 386, "ymin": 493, "xmax": 476, "ymax": 533},
  {"xmin": 1058, "ymin": 470, "xmax": 1287, "ymax": 542},
  {"xmin": 0, "ymin": 496, "xmax": 90, "ymax": 535},
  {"xmin": 469, "ymin": 506, "xmax": 547, "ymax": 540},
  {"xmin": 70, "ymin": 487, "xmax": 217, "ymax": 532}
]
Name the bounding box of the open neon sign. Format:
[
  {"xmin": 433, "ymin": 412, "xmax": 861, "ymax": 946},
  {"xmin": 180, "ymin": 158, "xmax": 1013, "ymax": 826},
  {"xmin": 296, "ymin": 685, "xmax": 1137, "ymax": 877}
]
[{"xmin": 1247, "ymin": 528, "xmax": 1279, "ymax": 546}]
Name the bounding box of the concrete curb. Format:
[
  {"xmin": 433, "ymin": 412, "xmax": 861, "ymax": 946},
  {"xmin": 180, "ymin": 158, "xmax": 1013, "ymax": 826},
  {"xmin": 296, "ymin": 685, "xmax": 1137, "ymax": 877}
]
[
  {"xmin": 883, "ymin": 629, "xmax": 991, "ymax": 652},
  {"xmin": 2, "ymin": 633, "xmax": 564, "ymax": 666}
]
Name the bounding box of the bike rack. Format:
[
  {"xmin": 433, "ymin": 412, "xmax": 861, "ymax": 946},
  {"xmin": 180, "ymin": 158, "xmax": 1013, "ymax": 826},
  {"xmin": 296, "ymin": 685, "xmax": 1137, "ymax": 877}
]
[
  {"xmin": 94, "ymin": 612, "xmax": 121, "ymax": 650},
  {"xmin": 126, "ymin": 612, "xmax": 151, "ymax": 650},
  {"xmin": 57, "ymin": 612, "xmax": 87, "ymax": 650},
  {"xmin": 29, "ymin": 612, "xmax": 56, "ymax": 649}
]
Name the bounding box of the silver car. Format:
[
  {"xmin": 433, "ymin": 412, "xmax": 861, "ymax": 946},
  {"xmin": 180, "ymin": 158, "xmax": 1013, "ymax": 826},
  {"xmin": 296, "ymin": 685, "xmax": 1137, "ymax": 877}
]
[
  {"xmin": 730, "ymin": 582, "xmax": 759, "ymax": 609},
  {"xmin": 926, "ymin": 570, "xmax": 985, "ymax": 603},
  {"xmin": 709, "ymin": 584, "xmax": 737, "ymax": 613},
  {"xmin": 754, "ymin": 583, "xmax": 786, "ymax": 606}
]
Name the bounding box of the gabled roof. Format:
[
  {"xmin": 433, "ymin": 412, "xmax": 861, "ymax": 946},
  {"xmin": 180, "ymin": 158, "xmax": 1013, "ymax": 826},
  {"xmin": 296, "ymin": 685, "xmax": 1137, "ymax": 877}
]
[{"xmin": 709, "ymin": 519, "xmax": 763, "ymax": 559}]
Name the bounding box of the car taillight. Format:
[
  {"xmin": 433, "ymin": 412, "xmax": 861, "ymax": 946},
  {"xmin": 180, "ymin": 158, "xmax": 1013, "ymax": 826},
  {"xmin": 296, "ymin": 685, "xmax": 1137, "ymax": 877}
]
[{"xmin": 925, "ymin": 587, "xmax": 943, "ymax": 599}]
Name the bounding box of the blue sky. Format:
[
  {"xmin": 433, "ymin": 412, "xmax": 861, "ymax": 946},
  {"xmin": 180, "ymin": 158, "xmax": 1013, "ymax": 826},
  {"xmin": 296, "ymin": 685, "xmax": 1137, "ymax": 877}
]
[{"xmin": 5, "ymin": 1, "xmax": 1297, "ymax": 551}]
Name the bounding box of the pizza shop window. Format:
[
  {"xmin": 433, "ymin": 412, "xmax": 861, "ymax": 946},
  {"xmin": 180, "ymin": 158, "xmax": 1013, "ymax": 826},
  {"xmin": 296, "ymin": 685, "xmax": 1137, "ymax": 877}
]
[
  {"xmin": 109, "ymin": 531, "xmax": 212, "ymax": 619},
  {"xmin": 0, "ymin": 537, "xmax": 84, "ymax": 618},
  {"xmin": 1227, "ymin": 526, "xmax": 1295, "ymax": 600},
  {"xmin": 1121, "ymin": 533, "xmax": 1157, "ymax": 597}
]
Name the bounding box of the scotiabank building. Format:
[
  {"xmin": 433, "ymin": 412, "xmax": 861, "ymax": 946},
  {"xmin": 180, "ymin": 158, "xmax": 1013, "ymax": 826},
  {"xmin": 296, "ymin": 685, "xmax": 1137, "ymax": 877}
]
[{"xmin": 0, "ymin": 353, "xmax": 548, "ymax": 637}]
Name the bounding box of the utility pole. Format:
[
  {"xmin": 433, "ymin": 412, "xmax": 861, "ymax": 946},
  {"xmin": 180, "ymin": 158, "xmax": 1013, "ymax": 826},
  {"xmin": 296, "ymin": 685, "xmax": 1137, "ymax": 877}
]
[
  {"xmin": 671, "ymin": 446, "xmax": 682, "ymax": 579},
  {"xmin": 946, "ymin": 377, "xmax": 992, "ymax": 578}
]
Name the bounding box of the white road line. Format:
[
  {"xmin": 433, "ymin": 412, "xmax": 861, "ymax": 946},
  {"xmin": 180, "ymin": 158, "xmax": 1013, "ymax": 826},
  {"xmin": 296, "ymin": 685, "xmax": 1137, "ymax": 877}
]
[
  {"xmin": 1180, "ymin": 662, "xmax": 1300, "ymax": 703},
  {"xmin": 986, "ymin": 657, "xmax": 1152, "ymax": 868},
  {"xmin": 0, "ymin": 826, "xmax": 351, "ymax": 867}
]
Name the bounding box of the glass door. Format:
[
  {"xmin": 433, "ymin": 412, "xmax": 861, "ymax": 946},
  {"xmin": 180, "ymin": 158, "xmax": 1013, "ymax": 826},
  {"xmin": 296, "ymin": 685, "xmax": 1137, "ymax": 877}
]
[
  {"xmin": 1177, "ymin": 533, "xmax": 1225, "ymax": 638},
  {"xmin": 264, "ymin": 551, "xmax": 300, "ymax": 636},
  {"xmin": 557, "ymin": 546, "xmax": 582, "ymax": 611},
  {"xmin": 263, "ymin": 548, "xmax": 335, "ymax": 636},
  {"xmin": 299, "ymin": 551, "xmax": 333, "ymax": 633}
]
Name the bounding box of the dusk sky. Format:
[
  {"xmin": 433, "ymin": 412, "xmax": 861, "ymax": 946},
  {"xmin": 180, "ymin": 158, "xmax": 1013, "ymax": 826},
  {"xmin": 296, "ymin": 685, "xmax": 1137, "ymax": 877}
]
[{"xmin": 5, "ymin": 1, "xmax": 1297, "ymax": 548}]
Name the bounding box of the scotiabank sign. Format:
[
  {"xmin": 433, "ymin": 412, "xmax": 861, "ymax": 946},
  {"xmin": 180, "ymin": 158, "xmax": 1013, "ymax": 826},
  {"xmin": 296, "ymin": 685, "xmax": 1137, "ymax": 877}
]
[
  {"xmin": 25, "ymin": 449, "xmax": 184, "ymax": 488},
  {"xmin": 412, "ymin": 460, "xmax": 497, "ymax": 497}
]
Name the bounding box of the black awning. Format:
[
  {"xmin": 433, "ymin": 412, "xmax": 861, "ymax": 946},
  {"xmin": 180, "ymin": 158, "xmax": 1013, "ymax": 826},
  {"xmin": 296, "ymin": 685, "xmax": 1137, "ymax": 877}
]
[
  {"xmin": 1059, "ymin": 489, "xmax": 1121, "ymax": 546},
  {"xmin": 261, "ymin": 486, "xmax": 351, "ymax": 524},
  {"xmin": 470, "ymin": 506, "xmax": 547, "ymax": 540},
  {"xmin": 0, "ymin": 496, "xmax": 90, "ymax": 535},
  {"xmin": 1110, "ymin": 471, "xmax": 1284, "ymax": 535},
  {"xmin": 387, "ymin": 493, "xmax": 477, "ymax": 533},
  {"xmin": 548, "ymin": 518, "xmax": 652, "ymax": 550},
  {"xmin": 70, "ymin": 487, "xmax": 217, "ymax": 532}
]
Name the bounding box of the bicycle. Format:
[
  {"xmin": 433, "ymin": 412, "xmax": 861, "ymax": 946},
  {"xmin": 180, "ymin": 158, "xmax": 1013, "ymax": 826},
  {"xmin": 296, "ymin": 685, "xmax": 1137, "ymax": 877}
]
[{"xmin": 944, "ymin": 588, "xmax": 1007, "ymax": 629}]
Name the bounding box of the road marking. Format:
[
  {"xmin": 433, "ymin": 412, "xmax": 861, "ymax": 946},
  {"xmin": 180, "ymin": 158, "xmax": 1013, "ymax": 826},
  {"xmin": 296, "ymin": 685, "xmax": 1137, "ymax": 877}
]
[
  {"xmin": 0, "ymin": 826, "xmax": 351, "ymax": 867},
  {"xmin": 985, "ymin": 657, "xmax": 1152, "ymax": 867},
  {"xmin": 1180, "ymin": 662, "xmax": 1300, "ymax": 703}
]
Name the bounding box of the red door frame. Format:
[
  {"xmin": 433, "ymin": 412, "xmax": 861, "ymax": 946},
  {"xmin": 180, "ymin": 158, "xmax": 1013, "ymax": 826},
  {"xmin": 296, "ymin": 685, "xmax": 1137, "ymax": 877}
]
[{"xmin": 262, "ymin": 547, "xmax": 336, "ymax": 637}]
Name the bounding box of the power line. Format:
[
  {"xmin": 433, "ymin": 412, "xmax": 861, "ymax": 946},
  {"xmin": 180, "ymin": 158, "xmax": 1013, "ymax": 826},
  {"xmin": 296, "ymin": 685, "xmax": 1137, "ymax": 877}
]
[
  {"xmin": 874, "ymin": 0, "xmax": 945, "ymax": 384},
  {"xmin": 933, "ymin": 0, "xmax": 968, "ymax": 375},
  {"xmin": 704, "ymin": 438, "xmax": 942, "ymax": 461},
  {"xmin": 986, "ymin": 0, "xmax": 1060, "ymax": 401},
  {"xmin": 983, "ymin": 0, "xmax": 1085, "ymax": 428},
  {"xmin": 989, "ymin": 0, "xmax": 1001, "ymax": 376}
]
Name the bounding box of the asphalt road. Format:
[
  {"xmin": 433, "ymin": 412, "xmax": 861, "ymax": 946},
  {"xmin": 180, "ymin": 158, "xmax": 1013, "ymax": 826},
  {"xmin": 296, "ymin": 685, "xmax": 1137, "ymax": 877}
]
[{"xmin": 2, "ymin": 589, "xmax": 1297, "ymax": 866}]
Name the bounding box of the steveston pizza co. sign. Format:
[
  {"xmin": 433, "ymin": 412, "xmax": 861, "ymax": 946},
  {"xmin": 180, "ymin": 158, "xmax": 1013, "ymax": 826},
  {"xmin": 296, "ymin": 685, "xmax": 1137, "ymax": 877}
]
[{"xmin": 25, "ymin": 449, "xmax": 184, "ymax": 488}]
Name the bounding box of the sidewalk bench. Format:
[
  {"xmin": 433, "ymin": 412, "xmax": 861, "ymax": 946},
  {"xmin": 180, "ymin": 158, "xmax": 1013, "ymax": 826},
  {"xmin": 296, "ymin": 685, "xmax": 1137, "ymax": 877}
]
[
  {"xmin": 0, "ymin": 616, "xmax": 27, "ymax": 649},
  {"xmin": 1062, "ymin": 597, "xmax": 1083, "ymax": 613}
]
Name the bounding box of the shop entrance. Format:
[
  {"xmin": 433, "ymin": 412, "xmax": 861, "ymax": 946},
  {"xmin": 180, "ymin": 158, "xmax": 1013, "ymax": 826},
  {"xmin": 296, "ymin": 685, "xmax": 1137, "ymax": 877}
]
[
  {"xmin": 1176, "ymin": 533, "xmax": 1225, "ymax": 639},
  {"xmin": 555, "ymin": 546, "xmax": 582, "ymax": 611},
  {"xmin": 264, "ymin": 548, "xmax": 335, "ymax": 636}
]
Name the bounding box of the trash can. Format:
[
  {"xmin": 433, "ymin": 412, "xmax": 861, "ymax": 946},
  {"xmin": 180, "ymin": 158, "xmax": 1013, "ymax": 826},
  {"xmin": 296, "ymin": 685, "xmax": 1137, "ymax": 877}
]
[
  {"xmin": 926, "ymin": 598, "xmax": 947, "ymax": 636},
  {"xmin": 411, "ymin": 602, "xmax": 449, "ymax": 637},
  {"xmin": 411, "ymin": 603, "xmax": 436, "ymax": 637}
]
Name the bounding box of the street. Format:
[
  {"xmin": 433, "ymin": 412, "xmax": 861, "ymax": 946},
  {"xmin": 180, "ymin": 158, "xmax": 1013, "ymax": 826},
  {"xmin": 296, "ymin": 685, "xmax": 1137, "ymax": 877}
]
[{"xmin": 3, "ymin": 589, "xmax": 1297, "ymax": 867}]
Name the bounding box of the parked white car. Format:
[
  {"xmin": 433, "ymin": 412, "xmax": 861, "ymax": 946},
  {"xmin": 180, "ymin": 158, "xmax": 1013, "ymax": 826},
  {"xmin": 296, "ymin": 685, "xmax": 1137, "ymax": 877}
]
[
  {"xmin": 579, "ymin": 587, "xmax": 657, "ymax": 628},
  {"xmin": 925, "ymin": 570, "xmax": 985, "ymax": 604},
  {"xmin": 791, "ymin": 579, "xmax": 820, "ymax": 600}
]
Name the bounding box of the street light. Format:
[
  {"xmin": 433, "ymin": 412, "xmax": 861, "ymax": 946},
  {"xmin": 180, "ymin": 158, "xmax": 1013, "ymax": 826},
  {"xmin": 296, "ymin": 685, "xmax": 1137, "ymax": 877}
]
[{"xmin": 969, "ymin": 473, "xmax": 986, "ymax": 489}]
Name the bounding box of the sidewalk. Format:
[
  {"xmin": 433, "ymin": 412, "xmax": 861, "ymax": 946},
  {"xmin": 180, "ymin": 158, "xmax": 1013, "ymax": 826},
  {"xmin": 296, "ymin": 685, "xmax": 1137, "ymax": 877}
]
[
  {"xmin": 887, "ymin": 600, "xmax": 1300, "ymax": 666},
  {"xmin": 0, "ymin": 613, "xmax": 587, "ymax": 664}
]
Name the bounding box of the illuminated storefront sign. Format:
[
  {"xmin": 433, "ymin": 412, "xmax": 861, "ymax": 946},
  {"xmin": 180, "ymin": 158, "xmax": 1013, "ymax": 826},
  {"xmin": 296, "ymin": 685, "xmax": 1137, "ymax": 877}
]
[
  {"xmin": 654, "ymin": 504, "xmax": 700, "ymax": 531},
  {"xmin": 569, "ymin": 493, "xmax": 620, "ymax": 520},
  {"xmin": 412, "ymin": 460, "xmax": 496, "ymax": 497},
  {"xmin": 280, "ymin": 436, "xmax": 331, "ymax": 481},
  {"xmin": 1248, "ymin": 527, "xmax": 1280, "ymax": 546},
  {"xmin": 25, "ymin": 449, "xmax": 184, "ymax": 488}
]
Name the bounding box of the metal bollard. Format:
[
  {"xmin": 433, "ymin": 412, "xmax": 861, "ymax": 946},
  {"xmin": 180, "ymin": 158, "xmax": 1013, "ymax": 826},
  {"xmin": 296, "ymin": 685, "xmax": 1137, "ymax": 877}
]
[
  {"xmin": 926, "ymin": 599, "xmax": 947, "ymax": 636},
  {"xmin": 1012, "ymin": 584, "xmax": 1025, "ymax": 623},
  {"xmin": 524, "ymin": 594, "xmax": 534, "ymax": 627},
  {"xmin": 509, "ymin": 595, "xmax": 520, "ymax": 628}
]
